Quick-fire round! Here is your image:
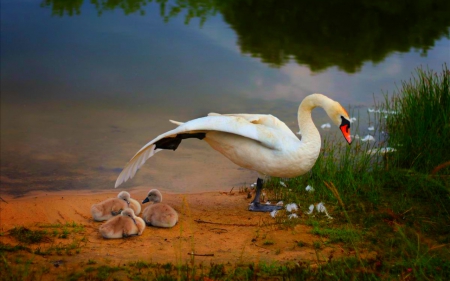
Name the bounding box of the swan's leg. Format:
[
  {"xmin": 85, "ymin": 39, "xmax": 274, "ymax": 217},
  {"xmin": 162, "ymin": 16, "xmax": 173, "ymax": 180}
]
[{"xmin": 248, "ymin": 178, "xmax": 282, "ymax": 212}]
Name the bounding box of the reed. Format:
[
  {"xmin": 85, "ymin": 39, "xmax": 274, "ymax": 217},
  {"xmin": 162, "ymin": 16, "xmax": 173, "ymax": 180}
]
[{"xmin": 383, "ymin": 64, "xmax": 450, "ymax": 174}]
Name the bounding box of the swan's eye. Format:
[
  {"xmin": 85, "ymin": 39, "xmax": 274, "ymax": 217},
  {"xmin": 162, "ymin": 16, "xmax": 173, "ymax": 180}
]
[{"xmin": 340, "ymin": 116, "xmax": 350, "ymax": 131}]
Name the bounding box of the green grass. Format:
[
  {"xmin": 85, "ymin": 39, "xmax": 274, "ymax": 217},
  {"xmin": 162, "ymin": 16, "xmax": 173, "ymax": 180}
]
[
  {"xmin": 0, "ymin": 242, "xmax": 31, "ymax": 253},
  {"xmin": 9, "ymin": 227, "xmax": 48, "ymax": 244},
  {"xmin": 383, "ymin": 64, "xmax": 450, "ymax": 174}
]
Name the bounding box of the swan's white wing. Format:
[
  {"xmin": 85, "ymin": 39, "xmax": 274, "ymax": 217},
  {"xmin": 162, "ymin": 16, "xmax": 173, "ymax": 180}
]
[
  {"xmin": 209, "ymin": 113, "xmax": 297, "ymax": 138},
  {"xmin": 115, "ymin": 115, "xmax": 290, "ymax": 187}
]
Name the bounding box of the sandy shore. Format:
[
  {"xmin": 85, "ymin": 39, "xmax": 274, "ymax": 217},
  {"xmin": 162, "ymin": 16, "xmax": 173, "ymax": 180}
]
[{"xmin": 0, "ymin": 188, "xmax": 364, "ymax": 278}]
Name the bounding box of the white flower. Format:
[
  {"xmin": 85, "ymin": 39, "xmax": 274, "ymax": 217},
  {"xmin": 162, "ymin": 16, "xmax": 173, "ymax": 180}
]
[
  {"xmin": 305, "ymin": 185, "xmax": 314, "ymax": 192},
  {"xmin": 288, "ymin": 214, "xmax": 298, "ymax": 219},
  {"xmin": 280, "ymin": 181, "xmax": 287, "ymax": 187},
  {"xmin": 361, "ymin": 135, "xmax": 375, "ymax": 142},
  {"xmin": 286, "ymin": 203, "xmax": 298, "ymax": 212},
  {"xmin": 367, "ymin": 147, "xmax": 397, "ymax": 155},
  {"xmin": 381, "ymin": 109, "xmax": 397, "ymax": 115},
  {"xmin": 368, "ymin": 126, "xmax": 375, "ymax": 131},
  {"xmin": 320, "ymin": 123, "xmax": 331, "ymax": 130},
  {"xmin": 316, "ymin": 202, "xmax": 333, "ymax": 219},
  {"xmin": 276, "ymin": 201, "xmax": 284, "ymax": 206},
  {"xmin": 265, "ymin": 201, "xmax": 271, "ymax": 205},
  {"xmin": 316, "ymin": 202, "xmax": 326, "ymax": 212},
  {"xmin": 270, "ymin": 210, "xmax": 278, "ymax": 218},
  {"xmin": 349, "ymin": 117, "xmax": 357, "ymax": 123},
  {"xmin": 306, "ymin": 204, "xmax": 314, "ymax": 215}
]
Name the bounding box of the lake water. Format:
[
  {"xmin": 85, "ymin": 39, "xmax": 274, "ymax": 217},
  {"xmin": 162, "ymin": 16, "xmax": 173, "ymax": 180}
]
[{"xmin": 1, "ymin": 0, "xmax": 449, "ymax": 196}]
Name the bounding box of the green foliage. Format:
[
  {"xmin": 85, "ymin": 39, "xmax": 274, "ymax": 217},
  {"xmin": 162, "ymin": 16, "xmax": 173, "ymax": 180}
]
[
  {"xmin": 384, "ymin": 65, "xmax": 450, "ymax": 173},
  {"xmin": 0, "ymin": 242, "xmax": 31, "ymax": 253},
  {"xmin": 262, "ymin": 240, "xmax": 274, "ymax": 245},
  {"xmin": 96, "ymin": 265, "xmax": 122, "ymax": 280},
  {"xmin": 310, "ymin": 221, "xmax": 360, "ymax": 243},
  {"xmin": 9, "ymin": 227, "xmax": 47, "ymax": 244}
]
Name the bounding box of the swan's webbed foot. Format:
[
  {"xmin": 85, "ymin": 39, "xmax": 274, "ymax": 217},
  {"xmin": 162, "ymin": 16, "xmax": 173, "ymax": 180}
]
[
  {"xmin": 248, "ymin": 177, "xmax": 282, "ymax": 212},
  {"xmin": 248, "ymin": 203, "xmax": 283, "ymax": 212}
]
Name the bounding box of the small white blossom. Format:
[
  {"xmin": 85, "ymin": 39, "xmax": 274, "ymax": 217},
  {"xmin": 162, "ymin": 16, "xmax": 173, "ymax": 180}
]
[
  {"xmin": 270, "ymin": 210, "xmax": 278, "ymax": 218},
  {"xmin": 280, "ymin": 181, "xmax": 287, "ymax": 187},
  {"xmin": 306, "ymin": 204, "xmax": 314, "ymax": 215},
  {"xmin": 316, "ymin": 202, "xmax": 333, "ymax": 219},
  {"xmin": 368, "ymin": 108, "xmax": 381, "ymax": 113},
  {"xmin": 288, "ymin": 213, "xmax": 298, "ymax": 219},
  {"xmin": 367, "ymin": 147, "xmax": 397, "ymax": 155},
  {"xmin": 320, "ymin": 123, "xmax": 331, "ymax": 130},
  {"xmin": 349, "ymin": 117, "xmax": 357, "ymax": 123},
  {"xmin": 265, "ymin": 201, "xmax": 271, "ymax": 205},
  {"xmin": 276, "ymin": 201, "xmax": 284, "ymax": 206},
  {"xmin": 361, "ymin": 135, "xmax": 375, "ymax": 142},
  {"xmin": 286, "ymin": 203, "xmax": 298, "ymax": 212},
  {"xmin": 305, "ymin": 185, "xmax": 314, "ymax": 192},
  {"xmin": 368, "ymin": 126, "xmax": 375, "ymax": 131}
]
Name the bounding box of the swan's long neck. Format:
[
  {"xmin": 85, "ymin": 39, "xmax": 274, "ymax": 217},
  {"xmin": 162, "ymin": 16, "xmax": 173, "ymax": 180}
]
[{"xmin": 297, "ymin": 94, "xmax": 335, "ymax": 160}]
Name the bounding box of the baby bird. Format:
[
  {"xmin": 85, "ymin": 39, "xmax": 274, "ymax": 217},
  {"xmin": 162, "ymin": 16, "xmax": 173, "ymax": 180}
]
[
  {"xmin": 99, "ymin": 208, "xmax": 145, "ymax": 239},
  {"xmin": 128, "ymin": 196, "xmax": 142, "ymax": 216},
  {"xmin": 113, "ymin": 190, "xmax": 142, "ymax": 215},
  {"xmin": 142, "ymin": 189, "xmax": 178, "ymax": 228},
  {"xmin": 91, "ymin": 191, "xmax": 133, "ymax": 221}
]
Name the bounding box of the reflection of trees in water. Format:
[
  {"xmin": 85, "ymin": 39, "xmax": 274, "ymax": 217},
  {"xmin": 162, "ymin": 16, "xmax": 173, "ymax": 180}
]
[
  {"xmin": 41, "ymin": 0, "xmax": 217, "ymax": 20},
  {"xmin": 41, "ymin": 0, "xmax": 84, "ymax": 16},
  {"xmin": 40, "ymin": 0, "xmax": 450, "ymax": 73},
  {"xmin": 220, "ymin": 0, "xmax": 450, "ymax": 72}
]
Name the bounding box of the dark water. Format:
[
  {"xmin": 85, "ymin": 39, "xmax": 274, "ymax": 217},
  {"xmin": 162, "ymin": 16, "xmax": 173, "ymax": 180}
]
[{"xmin": 1, "ymin": 0, "xmax": 449, "ymax": 196}]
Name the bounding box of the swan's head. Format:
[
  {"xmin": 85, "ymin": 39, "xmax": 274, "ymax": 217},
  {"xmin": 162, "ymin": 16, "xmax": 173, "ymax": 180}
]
[
  {"xmin": 326, "ymin": 101, "xmax": 352, "ymax": 144},
  {"xmin": 117, "ymin": 191, "xmax": 131, "ymax": 205},
  {"xmin": 142, "ymin": 189, "xmax": 162, "ymax": 204},
  {"xmin": 121, "ymin": 208, "xmax": 137, "ymax": 224}
]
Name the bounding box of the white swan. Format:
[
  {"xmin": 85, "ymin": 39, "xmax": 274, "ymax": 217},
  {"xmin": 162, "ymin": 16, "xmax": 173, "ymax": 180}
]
[{"xmin": 115, "ymin": 93, "xmax": 352, "ymax": 212}]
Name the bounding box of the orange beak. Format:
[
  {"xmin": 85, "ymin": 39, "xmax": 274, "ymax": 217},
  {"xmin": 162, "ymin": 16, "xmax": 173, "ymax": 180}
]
[{"xmin": 339, "ymin": 117, "xmax": 352, "ymax": 144}]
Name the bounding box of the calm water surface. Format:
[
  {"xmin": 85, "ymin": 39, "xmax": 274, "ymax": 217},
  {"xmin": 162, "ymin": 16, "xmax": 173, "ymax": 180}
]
[{"xmin": 1, "ymin": 0, "xmax": 449, "ymax": 195}]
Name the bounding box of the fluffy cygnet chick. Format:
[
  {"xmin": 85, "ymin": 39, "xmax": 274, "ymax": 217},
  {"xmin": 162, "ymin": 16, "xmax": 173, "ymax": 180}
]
[
  {"xmin": 99, "ymin": 208, "xmax": 145, "ymax": 239},
  {"xmin": 113, "ymin": 191, "xmax": 142, "ymax": 215},
  {"xmin": 142, "ymin": 189, "xmax": 178, "ymax": 228},
  {"xmin": 128, "ymin": 197, "xmax": 141, "ymax": 216},
  {"xmin": 91, "ymin": 191, "xmax": 131, "ymax": 221}
]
